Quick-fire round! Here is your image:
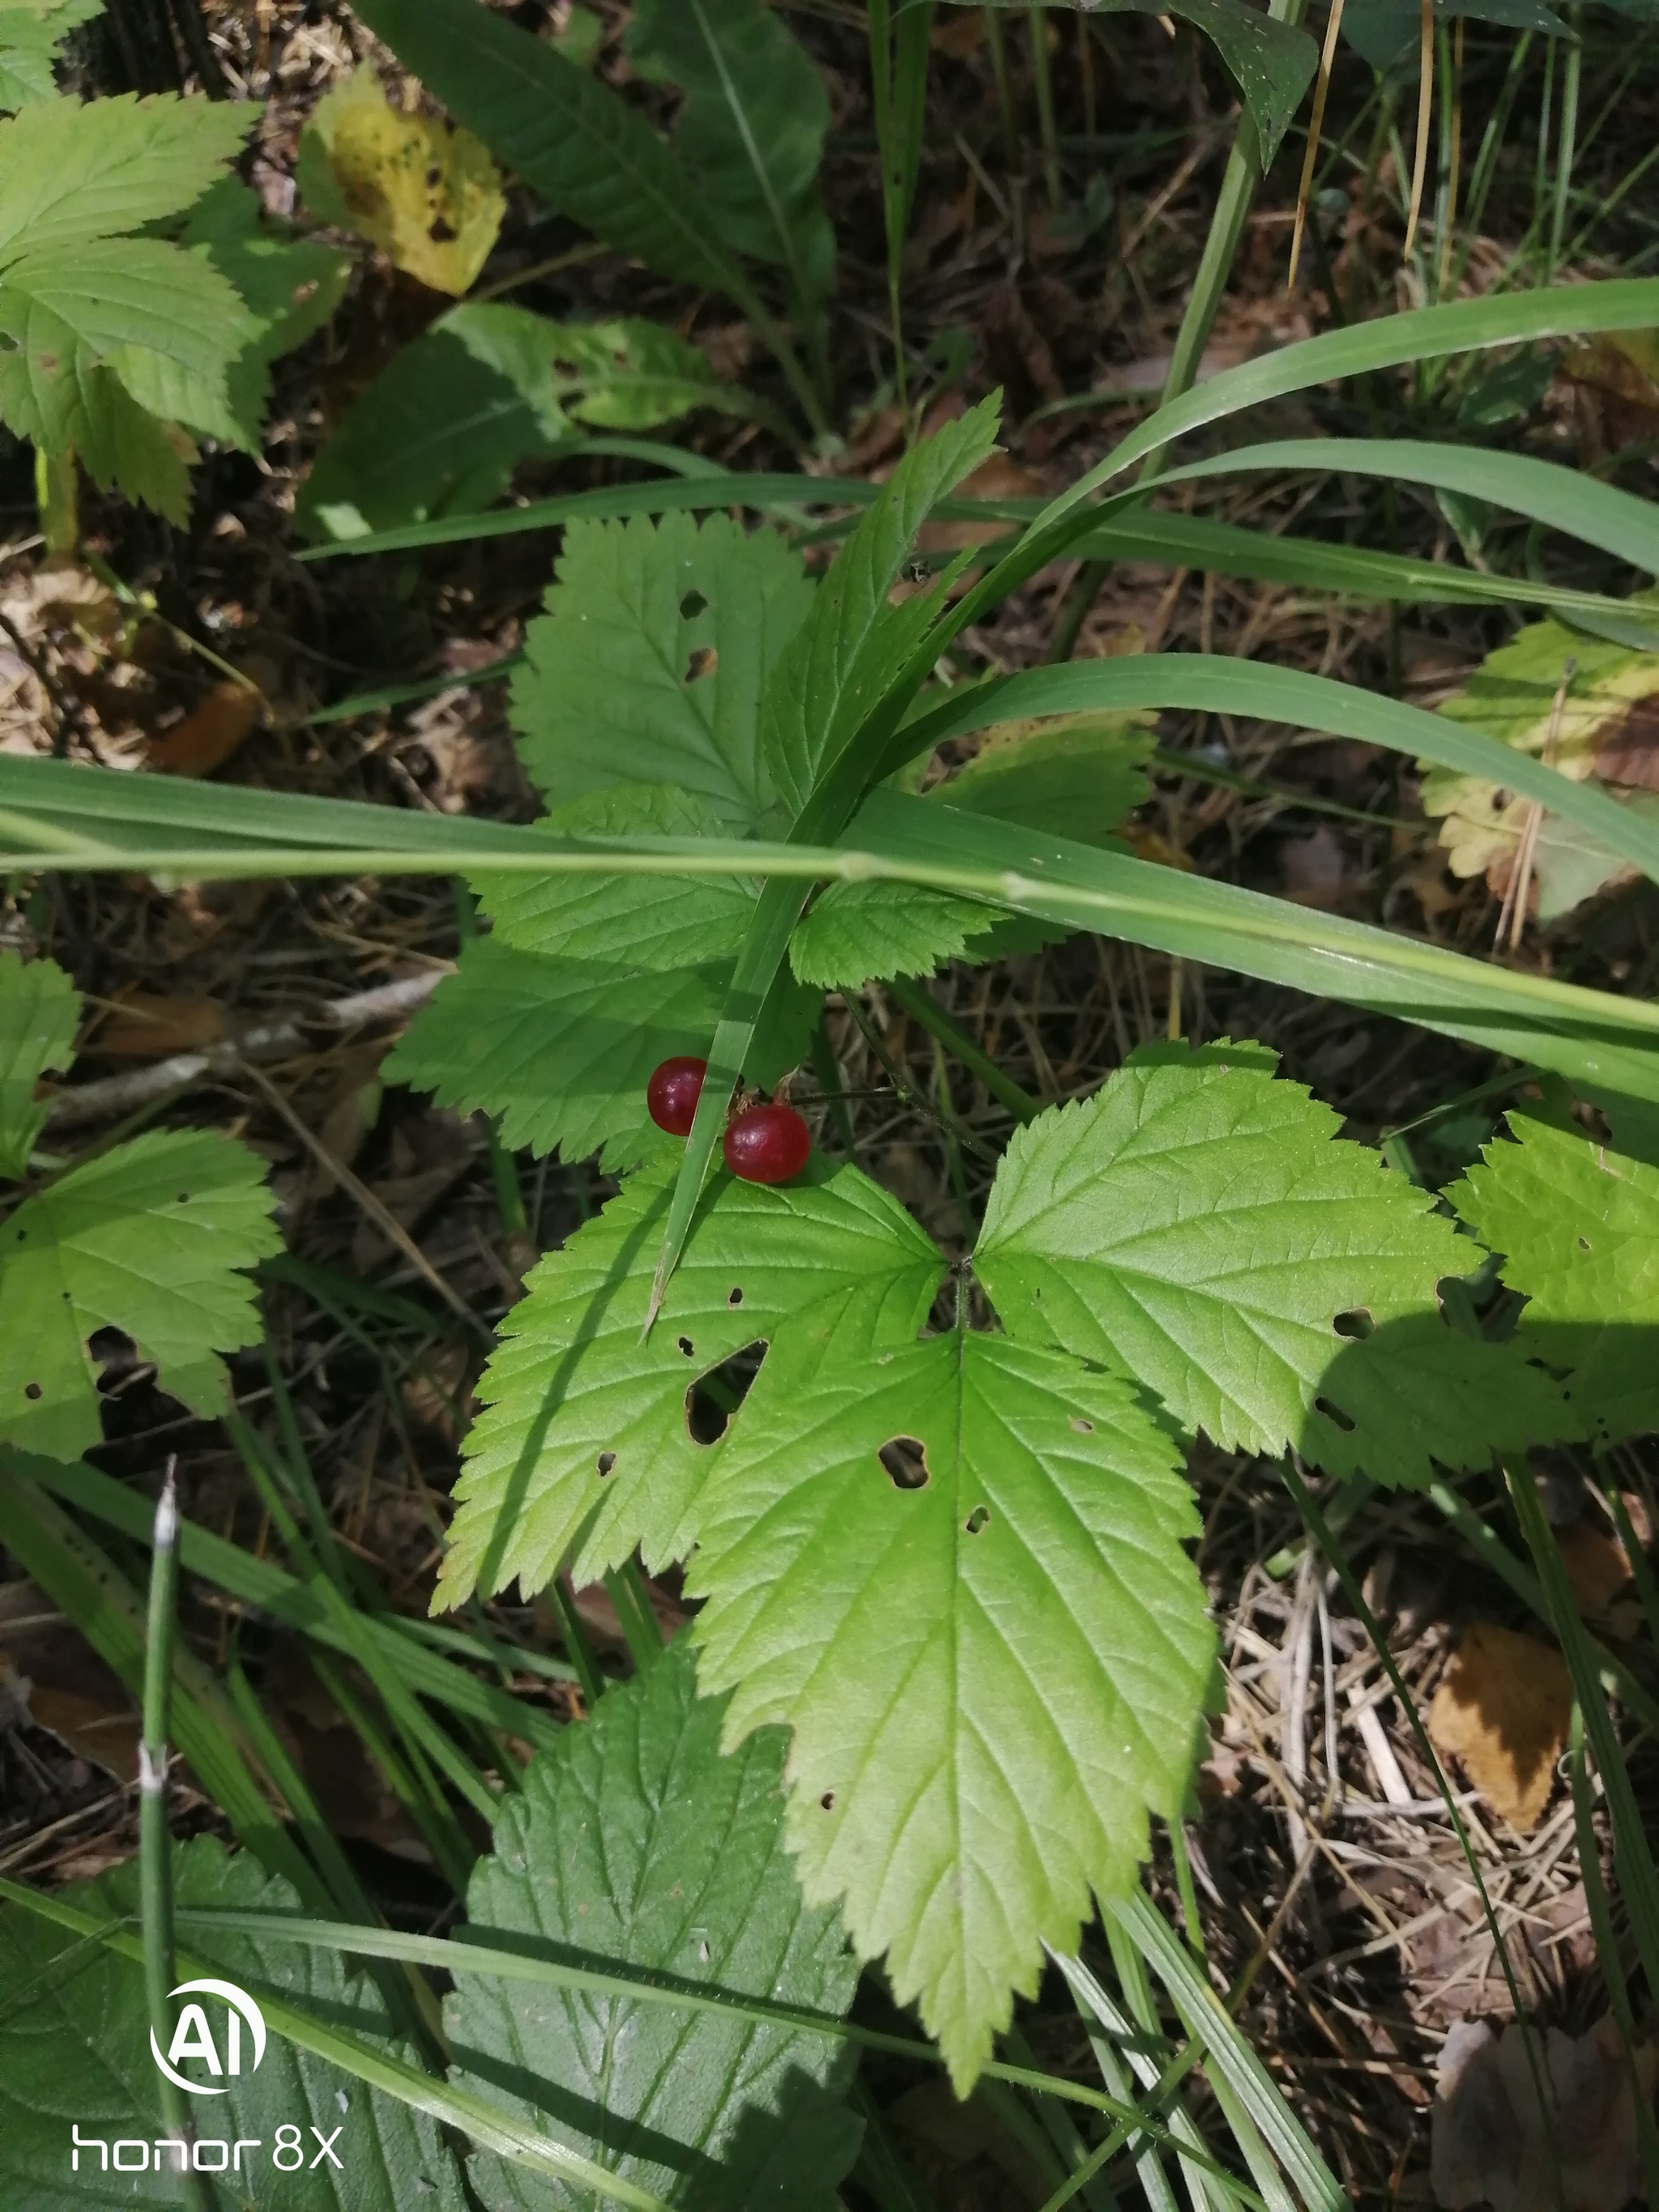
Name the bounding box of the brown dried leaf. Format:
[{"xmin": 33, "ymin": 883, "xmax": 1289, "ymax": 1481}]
[
  {"xmin": 1432, "ymin": 2014, "xmax": 1659, "ymax": 2212},
  {"xmin": 146, "ymin": 681, "xmax": 262, "ymax": 778},
  {"xmin": 1555, "ymin": 1519, "xmax": 1633, "ymax": 1620},
  {"xmin": 0, "ymin": 1579, "xmax": 140, "ymax": 1783},
  {"xmin": 1427, "ymin": 1622, "xmax": 1572, "ymax": 1832},
  {"xmin": 95, "ymin": 993, "xmax": 228, "ymax": 1058}
]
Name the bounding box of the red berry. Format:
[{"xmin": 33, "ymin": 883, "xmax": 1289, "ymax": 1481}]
[
  {"xmin": 723, "ymin": 1103, "xmax": 811, "ymax": 1185},
  {"xmin": 647, "ymin": 1056, "xmax": 707, "ymax": 1136}
]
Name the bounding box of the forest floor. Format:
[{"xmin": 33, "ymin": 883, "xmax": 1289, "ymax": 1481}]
[{"xmin": 2, "ymin": 2, "xmax": 1659, "ymax": 2205}]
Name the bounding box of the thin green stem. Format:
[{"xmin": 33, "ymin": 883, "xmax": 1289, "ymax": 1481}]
[
  {"xmin": 603, "ymin": 1562, "xmax": 666, "ymax": 1672},
  {"xmin": 1547, "ymin": 14, "xmax": 1582, "ymax": 282},
  {"xmin": 141, "ymin": 1462, "xmax": 211, "ymax": 2212},
  {"xmin": 883, "ymin": 972, "xmax": 1040, "ymax": 1122},
  {"xmin": 548, "ymin": 1574, "xmax": 607, "ymax": 1710}
]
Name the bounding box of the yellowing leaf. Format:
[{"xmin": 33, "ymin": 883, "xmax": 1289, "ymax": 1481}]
[
  {"xmin": 301, "ymin": 71, "xmax": 504, "ymax": 296},
  {"xmin": 1427, "ymin": 1621, "xmax": 1571, "ymax": 1832}
]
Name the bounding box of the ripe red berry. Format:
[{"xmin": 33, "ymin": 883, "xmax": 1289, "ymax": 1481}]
[
  {"xmin": 646, "ymin": 1056, "xmax": 707, "ymax": 1136},
  {"xmin": 723, "ymin": 1103, "xmax": 811, "ymax": 1185}
]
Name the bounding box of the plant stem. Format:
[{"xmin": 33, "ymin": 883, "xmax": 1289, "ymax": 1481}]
[
  {"xmin": 603, "ymin": 1561, "xmax": 665, "ymax": 1673},
  {"xmin": 1029, "ymin": 6, "xmax": 1060, "ymax": 205},
  {"xmin": 548, "ymin": 1575, "xmax": 606, "ymax": 1711},
  {"xmin": 34, "ymin": 448, "xmax": 78, "ymax": 558},
  {"xmin": 883, "ymin": 972, "xmax": 1039, "ymax": 1122},
  {"xmin": 983, "ymin": 5, "xmax": 1018, "ymax": 167},
  {"xmin": 141, "ymin": 1462, "xmax": 211, "ymax": 2212},
  {"xmin": 1546, "ymin": 10, "xmax": 1582, "ymax": 280}
]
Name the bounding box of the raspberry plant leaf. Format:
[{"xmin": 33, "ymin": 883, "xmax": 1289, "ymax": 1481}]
[
  {"xmin": 0, "ymin": 92, "xmax": 252, "ymax": 258},
  {"xmin": 0, "ymin": 1835, "xmax": 473, "ymax": 2210},
  {"xmin": 450, "ymin": 1634, "xmax": 860, "ymax": 2211},
  {"xmin": 0, "ymin": 1125, "xmax": 281, "ymax": 1460},
  {"xmin": 1454, "ymin": 1105, "xmax": 1659, "ymax": 1446},
  {"xmin": 510, "ymin": 512, "xmax": 814, "ymax": 826},
  {"xmin": 439, "ymin": 1151, "xmax": 941, "ymax": 1608},
  {"xmin": 760, "ymin": 395, "xmax": 1002, "ymax": 822},
  {"xmin": 687, "ymin": 1319, "xmax": 1213, "ymax": 2091},
  {"xmin": 788, "ymin": 876, "xmax": 1010, "ymax": 988},
  {"xmin": 0, "ymin": 0, "xmax": 102, "ymax": 113},
  {"xmin": 975, "ymin": 1041, "xmax": 1574, "ymax": 1485},
  {"xmin": 0, "ymin": 948, "xmax": 75, "ymax": 1177}
]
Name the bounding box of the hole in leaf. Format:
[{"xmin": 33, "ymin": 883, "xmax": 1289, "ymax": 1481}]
[
  {"xmin": 552, "ymin": 357, "xmax": 579, "ymax": 377},
  {"xmin": 23, "ymin": 1383, "xmax": 41, "ymax": 1401},
  {"xmin": 177, "ymin": 1192, "xmax": 190, "ymax": 1205},
  {"xmin": 965, "ymin": 1505, "xmax": 990, "ymax": 1535},
  {"xmin": 1333, "ymin": 1308, "xmax": 1375, "ymax": 1341},
  {"xmin": 727, "ymin": 1286, "xmax": 743, "ymax": 1306},
  {"xmin": 429, "ymin": 216, "xmax": 458, "ymax": 244},
  {"xmin": 424, "ymin": 163, "xmax": 442, "ymax": 188},
  {"xmin": 683, "ymin": 646, "xmax": 718, "ymax": 684},
  {"xmin": 684, "ymin": 1340, "xmax": 767, "ymax": 1446},
  {"xmin": 820, "ymin": 1791, "xmax": 835, "ymax": 1812},
  {"xmin": 680, "ymin": 590, "xmax": 708, "ymax": 620},
  {"xmin": 596, "ymin": 1451, "xmax": 616, "ymax": 1478},
  {"xmin": 1578, "ymin": 1235, "xmax": 1592, "ymax": 1251},
  {"xmin": 1069, "ymin": 1417, "xmax": 1094, "ymax": 1434},
  {"xmin": 677, "ymin": 1336, "xmax": 695, "ymax": 1359},
  {"xmin": 1314, "ymin": 1395, "xmax": 1357, "ymax": 1434},
  {"xmin": 879, "ymin": 1436, "xmax": 930, "ymax": 1490}
]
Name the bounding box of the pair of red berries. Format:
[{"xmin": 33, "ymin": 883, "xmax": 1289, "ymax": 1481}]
[{"xmin": 646, "ymin": 1057, "xmax": 810, "ymax": 1184}]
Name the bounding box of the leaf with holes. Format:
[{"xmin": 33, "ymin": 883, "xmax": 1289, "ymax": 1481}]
[
  {"xmin": 1453, "ymin": 1103, "xmax": 1659, "ymax": 1446},
  {"xmin": 688, "ymin": 1312, "xmax": 1213, "ymax": 2091},
  {"xmin": 0, "ymin": 949, "xmax": 76, "ymax": 1178},
  {"xmin": 975, "ymin": 1041, "xmax": 1576, "ymax": 1485},
  {"xmin": 0, "ymin": 1835, "xmax": 471, "ymax": 2210},
  {"xmin": 437, "ymin": 1151, "xmax": 941, "ymax": 1609},
  {"xmin": 451, "ymin": 1634, "xmax": 860, "ymax": 2210},
  {"xmin": 510, "ymin": 511, "xmax": 815, "ymax": 826},
  {"xmin": 0, "ymin": 1126, "xmax": 281, "ymax": 1460}
]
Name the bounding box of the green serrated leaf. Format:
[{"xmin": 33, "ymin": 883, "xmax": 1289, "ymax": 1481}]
[
  {"xmin": 451, "ymin": 1634, "xmax": 860, "ymax": 2211},
  {"xmin": 0, "ymin": 92, "xmax": 252, "ymax": 265},
  {"xmin": 942, "ymin": 710, "xmax": 1153, "ymax": 842},
  {"xmin": 0, "ymin": 1126, "xmax": 281, "ymax": 1459},
  {"xmin": 386, "ymin": 934, "xmax": 730, "ymax": 1173},
  {"xmin": 974, "ymin": 1042, "xmax": 1574, "ymax": 1486},
  {"xmin": 761, "ymin": 396, "xmax": 1003, "ymax": 822},
  {"xmin": 0, "ymin": 948, "xmax": 77, "ymax": 1178},
  {"xmin": 0, "ymin": 0, "xmax": 103, "ymax": 113},
  {"xmin": 689, "ymin": 1315, "xmax": 1213, "ymax": 2092},
  {"xmin": 511, "ymin": 512, "xmax": 814, "ymax": 827},
  {"xmin": 480, "ymin": 787, "xmax": 758, "ymax": 972},
  {"xmin": 441, "ymin": 1152, "xmax": 941, "ymax": 1608},
  {"xmin": 1454, "ymin": 1107, "xmax": 1659, "ymax": 1445},
  {"xmin": 627, "ymin": 0, "xmax": 834, "ymax": 329},
  {"xmin": 0, "ymin": 1835, "xmax": 471, "ymax": 2211},
  {"xmin": 788, "ymin": 876, "xmax": 1005, "ymax": 988}
]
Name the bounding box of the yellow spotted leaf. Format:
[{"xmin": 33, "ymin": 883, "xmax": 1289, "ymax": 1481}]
[{"xmin": 299, "ymin": 70, "xmax": 504, "ymax": 296}]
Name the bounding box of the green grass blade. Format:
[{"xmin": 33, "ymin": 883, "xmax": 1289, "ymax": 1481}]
[{"xmin": 889, "ymin": 655, "xmax": 1659, "ymax": 887}]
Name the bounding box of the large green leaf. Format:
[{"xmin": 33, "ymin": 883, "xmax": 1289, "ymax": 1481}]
[
  {"xmin": 0, "ymin": 92, "xmax": 252, "ymax": 263},
  {"xmin": 298, "ymin": 310, "xmax": 743, "ymax": 543},
  {"xmin": 689, "ymin": 1314, "xmax": 1213, "ymax": 2091},
  {"xmin": 0, "ymin": 1836, "xmax": 471, "ymax": 2211},
  {"xmin": 788, "ymin": 876, "xmax": 1008, "ymax": 988},
  {"xmin": 0, "ymin": 1126, "xmax": 281, "ymax": 1459},
  {"xmin": 0, "ymin": 322, "xmax": 196, "ymax": 518},
  {"xmin": 627, "ymin": 0, "xmax": 834, "ymax": 330},
  {"xmin": 974, "ymin": 1042, "xmax": 1575, "ymax": 1485},
  {"xmin": 0, "ymin": 948, "xmax": 76, "ymax": 1178},
  {"xmin": 510, "ymin": 512, "xmax": 814, "ymax": 826},
  {"xmin": 450, "ymin": 1634, "xmax": 860, "ymax": 2211},
  {"xmin": 441, "ymin": 1151, "xmax": 941, "ymax": 1607},
  {"xmin": 1453, "ymin": 1106, "xmax": 1659, "ymax": 1447},
  {"xmin": 760, "ymin": 397, "xmax": 1002, "ymax": 822}
]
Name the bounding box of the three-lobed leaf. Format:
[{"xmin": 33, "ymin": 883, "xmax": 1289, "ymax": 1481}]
[{"xmin": 451, "ymin": 1634, "xmax": 860, "ymax": 2210}]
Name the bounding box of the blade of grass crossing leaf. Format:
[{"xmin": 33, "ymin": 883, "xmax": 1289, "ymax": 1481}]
[
  {"xmin": 140, "ymin": 1466, "xmax": 211, "ymax": 2212},
  {"xmin": 1507, "ymin": 1458, "xmax": 1659, "ymax": 2010},
  {"xmin": 0, "ymin": 1882, "xmax": 674, "ymax": 2211},
  {"xmin": 1107, "ymin": 1890, "xmax": 1342, "ymax": 2211},
  {"xmin": 0, "ymin": 1470, "xmax": 328, "ymax": 1903},
  {"xmin": 1568, "ymin": 1703, "xmax": 1659, "ymax": 2207}
]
